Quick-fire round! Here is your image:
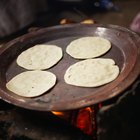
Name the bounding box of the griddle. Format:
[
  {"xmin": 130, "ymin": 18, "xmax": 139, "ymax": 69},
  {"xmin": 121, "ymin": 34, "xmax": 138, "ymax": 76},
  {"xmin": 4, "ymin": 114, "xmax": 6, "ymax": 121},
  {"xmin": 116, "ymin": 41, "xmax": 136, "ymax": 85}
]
[{"xmin": 0, "ymin": 24, "xmax": 139, "ymax": 111}]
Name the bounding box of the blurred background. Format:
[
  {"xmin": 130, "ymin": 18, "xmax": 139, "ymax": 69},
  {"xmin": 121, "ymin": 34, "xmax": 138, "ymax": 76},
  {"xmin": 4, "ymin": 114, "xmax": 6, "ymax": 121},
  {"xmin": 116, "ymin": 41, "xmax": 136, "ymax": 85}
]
[{"xmin": 0, "ymin": 0, "xmax": 139, "ymax": 41}]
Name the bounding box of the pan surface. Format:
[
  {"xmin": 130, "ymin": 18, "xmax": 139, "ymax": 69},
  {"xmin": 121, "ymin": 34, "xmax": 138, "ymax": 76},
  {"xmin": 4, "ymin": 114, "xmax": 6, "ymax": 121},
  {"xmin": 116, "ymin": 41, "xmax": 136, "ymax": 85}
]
[{"xmin": 0, "ymin": 24, "xmax": 140, "ymax": 111}]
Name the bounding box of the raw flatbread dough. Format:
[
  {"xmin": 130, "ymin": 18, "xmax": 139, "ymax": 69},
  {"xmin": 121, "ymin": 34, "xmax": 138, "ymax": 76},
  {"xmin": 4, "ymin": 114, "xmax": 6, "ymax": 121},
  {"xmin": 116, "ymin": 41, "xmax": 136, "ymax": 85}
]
[
  {"xmin": 6, "ymin": 71, "xmax": 56, "ymax": 97},
  {"xmin": 17, "ymin": 44, "xmax": 63, "ymax": 70},
  {"xmin": 66, "ymin": 37, "xmax": 111, "ymax": 59},
  {"xmin": 64, "ymin": 58, "xmax": 119, "ymax": 87}
]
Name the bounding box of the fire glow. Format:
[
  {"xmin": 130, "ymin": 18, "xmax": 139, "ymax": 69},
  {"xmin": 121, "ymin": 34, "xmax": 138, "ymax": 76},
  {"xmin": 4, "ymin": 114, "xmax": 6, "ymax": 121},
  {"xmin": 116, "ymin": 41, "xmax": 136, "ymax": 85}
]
[
  {"xmin": 75, "ymin": 107, "xmax": 94, "ymax": 135},
  {"xmin": 52, "ymin": 106, "xmax": 97, "ymax": 137}
]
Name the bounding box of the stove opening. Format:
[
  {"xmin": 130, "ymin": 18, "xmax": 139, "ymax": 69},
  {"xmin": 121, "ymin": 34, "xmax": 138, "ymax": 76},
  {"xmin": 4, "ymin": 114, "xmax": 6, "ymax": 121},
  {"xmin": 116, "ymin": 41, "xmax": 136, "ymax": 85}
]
[{"xmin": 52, "ymin": 104, "xmax": 101, "ymax": 139}]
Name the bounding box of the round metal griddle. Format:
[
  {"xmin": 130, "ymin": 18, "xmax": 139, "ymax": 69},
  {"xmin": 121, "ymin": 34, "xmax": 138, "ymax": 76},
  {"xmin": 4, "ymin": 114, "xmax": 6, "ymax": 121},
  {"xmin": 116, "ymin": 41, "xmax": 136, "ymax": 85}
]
[{"xmin": 0, "ymin": 24, "xmax": 140, "ymax": 111}]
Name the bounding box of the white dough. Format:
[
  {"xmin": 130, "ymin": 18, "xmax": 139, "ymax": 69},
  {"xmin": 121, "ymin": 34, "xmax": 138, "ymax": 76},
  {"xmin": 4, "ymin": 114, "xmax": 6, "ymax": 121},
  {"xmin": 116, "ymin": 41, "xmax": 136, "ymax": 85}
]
[
  {"xmin": 6, "ymin": 71, "xmax": 56, "ymax": 97},
  {"xmin": 66, "ymin": 37, "xmax": 111, "ymax": 59},
  {"xmin": 17, "ymin": 44, "xmax": 63, "ymax": 70},
  {"xmin": 64, "ymin": 58, "xmax": 119, "ymax": 87}
]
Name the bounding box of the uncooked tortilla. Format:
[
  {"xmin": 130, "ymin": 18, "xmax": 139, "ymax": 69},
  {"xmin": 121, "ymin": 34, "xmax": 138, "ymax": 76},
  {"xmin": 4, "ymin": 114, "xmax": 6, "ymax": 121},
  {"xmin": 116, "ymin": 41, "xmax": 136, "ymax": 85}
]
[
  {"xmin": 17, "ymin": 44, "xmax": 63, "ymax": 70},
  {"xmin": 6, "ymin": 71, "xmax": 56, "ymax": 97},
  {"xmin": 66, "ymin": 37, "xmax": 111, "ymax": 59},
  {"xmin": 64, "ymin": 58, "xmax": 119, "ymax": 87}
]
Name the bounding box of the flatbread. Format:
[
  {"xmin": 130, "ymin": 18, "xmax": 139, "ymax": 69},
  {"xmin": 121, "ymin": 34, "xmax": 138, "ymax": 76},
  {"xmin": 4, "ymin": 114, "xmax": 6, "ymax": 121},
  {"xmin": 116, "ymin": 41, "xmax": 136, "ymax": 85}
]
[
  {"xmin": 66, "ymin": 37, "xmax": 111, "ymax": 59},
  {"xmin": 6, "ymin": 71, "xmax": 56, "ymax": 97},
  {"xmin": 64, "ymin": 58, "xmax": 119, "ymax": 87},
  {"xmin": 17, "ymin": 44, "xmax": 63, "ymax": 70}
]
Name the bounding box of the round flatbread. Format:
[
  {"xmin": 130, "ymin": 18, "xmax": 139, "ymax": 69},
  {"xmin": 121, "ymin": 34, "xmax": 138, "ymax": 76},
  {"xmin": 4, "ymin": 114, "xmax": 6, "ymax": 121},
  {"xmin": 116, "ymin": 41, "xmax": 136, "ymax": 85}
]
[
  {"xmin": 6, "ymin": 71, "xmax": 56, "ymax": 97},
  {"xmin": 66, "ymin": 37, "xmax": 111, "ymax": 59},
  {"xmin": 17, "ymin": 44, "xmax": 63, "ymax": 70},
  {"xmin": 64, "ymin": 58, "xmax": 119, "ymax": 87}
]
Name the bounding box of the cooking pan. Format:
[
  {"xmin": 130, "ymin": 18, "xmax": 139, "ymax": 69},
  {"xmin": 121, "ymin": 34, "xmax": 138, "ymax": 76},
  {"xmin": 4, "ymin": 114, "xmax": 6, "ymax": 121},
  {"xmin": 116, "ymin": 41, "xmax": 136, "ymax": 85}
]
[{"xmin": 0, "ymin": 24, "xmax": 139, "ymax": 111}]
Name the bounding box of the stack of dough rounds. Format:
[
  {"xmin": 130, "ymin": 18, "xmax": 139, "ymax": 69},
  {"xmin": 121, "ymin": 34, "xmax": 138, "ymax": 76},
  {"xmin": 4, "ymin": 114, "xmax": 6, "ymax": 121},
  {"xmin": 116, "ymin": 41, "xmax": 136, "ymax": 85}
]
[
  {"xmin": 6, "ymin": 71, "xmax": 56, "ymax": 97},
  {"xmin": 64, "ymin": 58, "xmax": 119, "ymax": 87},
  {"xmin": 66, "ymin": 37, "xmax": 111, "ymax": 59},
  {"xmin": 17, "ymin": 44, "xmax": 63, "ymax": 70}
]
